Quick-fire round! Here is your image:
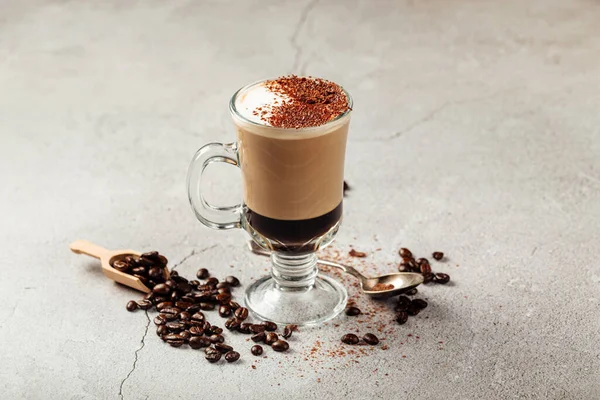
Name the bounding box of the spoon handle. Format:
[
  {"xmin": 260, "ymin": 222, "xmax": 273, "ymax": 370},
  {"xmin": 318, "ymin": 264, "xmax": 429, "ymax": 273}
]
[{"xmin": 70, "ymin": 240, "xmax": 111, "ymax": 259}]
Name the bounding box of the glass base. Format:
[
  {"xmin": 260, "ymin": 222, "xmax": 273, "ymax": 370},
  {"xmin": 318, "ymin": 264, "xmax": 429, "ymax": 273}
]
[{"xmin": 245, "ymin": 273, "xmax": 348, "ymax": 326}]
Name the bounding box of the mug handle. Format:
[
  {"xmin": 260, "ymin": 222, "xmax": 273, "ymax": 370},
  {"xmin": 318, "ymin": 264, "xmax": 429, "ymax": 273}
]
[{"xmin": 187, "ymin": 142, "xmax": 243, "ymax": 230}]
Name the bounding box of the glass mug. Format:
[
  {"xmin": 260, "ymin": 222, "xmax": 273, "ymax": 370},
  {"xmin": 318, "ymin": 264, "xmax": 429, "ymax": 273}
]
[{"xmin": 187, "ymin": 79, "xmax": 352, "ymax": 325}]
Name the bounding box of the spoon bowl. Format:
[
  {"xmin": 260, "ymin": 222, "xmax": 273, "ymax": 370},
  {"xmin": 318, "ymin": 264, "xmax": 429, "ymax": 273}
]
[{"xmin": 247, "ymin": 241, "xmax": 423, "ymax": 298}]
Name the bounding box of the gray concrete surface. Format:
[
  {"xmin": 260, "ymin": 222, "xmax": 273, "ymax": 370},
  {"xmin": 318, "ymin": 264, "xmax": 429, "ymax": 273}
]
[{"xmin": 2, "ymin": 0, "xmax": 600, "ymax": 399}]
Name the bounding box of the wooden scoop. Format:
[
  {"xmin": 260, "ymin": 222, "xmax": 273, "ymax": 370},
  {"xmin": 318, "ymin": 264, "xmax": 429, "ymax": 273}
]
[{"xmin": 70, "ymin": 240, "xmax": 169, "ymax": 293}]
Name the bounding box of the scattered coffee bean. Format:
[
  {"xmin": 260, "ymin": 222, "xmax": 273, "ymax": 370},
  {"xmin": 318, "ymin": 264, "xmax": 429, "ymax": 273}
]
[
  {"xmin": 209, "ymin": 326, "xmax": 223, "ymax": 335},
  {"xmin": 148, "ymin": 266, "xmax": 163, "ymax": 279},
  {"xmin": 169, "ymin": 270, "xmax": 178, "ymax": 276},
  {"xmin": 224, "ymin": 350, "xmax": 240, "ymax": 362},
  {"xmin": 416, "ymin": 258, "xmax": 429, "ymax": 266},
  {"xmin": 251, "ymin": 332, "xmax": 266, "ymax": 343},
  {"xmin": 205, "ymin": 277, "xmax": 219, "ymax": 287},
  {"xmin": 219, "ymin": 305, "xmax": 232, "ymax": 318},
  {"xmin": 166, "ymin": 322, "xmax": 185, "ymax": 332},
  {"xmin": 189, "ymin": 325, "xmax": 204, "ymax": 336},
  {"xmin": 251, "ymin": 345, "xmax": 263, "ymax": 356},
  {"xmin": 341, "ymin": 334, "xmax": 360, "ymax": 345},
  {"xmin": 237, "ymin": 323, "xmax": 252, "ymax": 334},
  {"xmin": 205, "ymin": 346, "xmax": 220, "ymax": 355},
  {"xmin": 224, "ymin": 276, "xmax": 240, "ymax": 287},
  {"xmin": 396, "ymin": 311, "xmax": 408, "ymax": 325},
  {"xmin": 175, "ymin": 300, "xmax": 192, "ymax": 310},
  {"xmin": 152, "ymin": 283, "xmax": 170, "ymax": 295},
  {"xmin": 396, "ymin": 296, "xmax": 411, "ymax": 311},
  {"xmin": 191, "ymin": 312, "xmax": 205, "ymax": 323},
  {"xmin": 398, "ymin": 263, "xmax": 411, "ymax": 272},
  {"xmin": 235, "ymin": 307, "xmax": 249, "ymax": 320},
  {"xmin": 167, "ymin": 339, "xmax": 184, "ymax": 348},
  {"xmin": 399, "ymin": 248, "xmax": 412, "ymax": 258},
  {"xmin": 156, "ymin": 301, "xmax": 173, "ymax": 311},
  {"xmin": 363, "ymin": 333, "xmax": 379, "ymax": 345},
  {"xmin": 422, "ymin": 272, "xmax": 434, "ymax": 283},
  {"xmin": 178, "ymin": 311, "xmax": 191, "ymax": 321},
  {"xmin": 265, "ymin": 332, "xmax": 279, "ymax": 345},
  {"xmin": 407, "ymin": 305, "xmax": 421, "ymax": 316},
  {"xmin": 153, "ymin": 315, "xmax": 166, "ymax": 326},
  {"xmin": 434, "ymin": 273, "xmax": 450, "ymax": 284},
  {"xmin": 199, "ymin": 302, "xmax": 215, "ymax": 311},
  {"xmin": 216, "ymin": 282, "xmax": 230, "ymax": 290},
  {"xmin": 189, "ymin": 336, "xmax": 211, "ymax": 349},
  {"xmin": 261, "ymin": 321, "xmax": 278, "ymax": 331},
  {"xmin": 215, "ymin": 343, "xmax": 233, "ymax": 353},
  {"xmin": 271, "ymin": 340, "xmax": 289, "ymax": 352},
  {"xmin": 432, "ymin": 251, "xmax": 444, "ymax": 261},
  {"xmin": 282, "ymin": 326, "xmax": 294, "ymax": 339},
  {"xmin": 205, "ymin": 351, "xmax": 221, "ymax": 363},
  {"xmin": 411, "ymin": 299, "xmax": 428, "ymax": 309},
  {"xmin": 345, "ymin": 307, "xmax": 361, "ymax": 316},
  {"xmin": 196, "ymin": 268, "xmax": 210, "ymax": 279},
  {"xmin": 112, "ymin": 259, "xmax": 131, "ymax": 272},
  {"xmin": 216, "ymin": 293, "xmax": 231, "ymax": 304},
  {"xmin": 209, "ymin": 334, "xmax": 224, "ymax": 344},
  {"xmin": 156, "ymin": 325, "xmax": 168, "ymax": 336},
  {"xmin": 126, "ymin": 301, "xmax": 138, "ymax": 312},
  {"xmin": 225, "ymin": 317, "xmax": 241, "ymax": 330},
  {"xmin": 420, "ymin": 263, "xmax": 432, "ymax": 274},
  {"xmin": 249, "ymin": 324, "xmax": 266, "ymax": 333},
  {"xmin": 136, "ymin": 299, "xmax": 152, "ymax": 310},
  {"xmin": 228, "ymin": 301, "xmax": 240, "ymax": 310},
  {"xmin": 179, "ymin": 331, "xmax": 191, "ymax": 340}
]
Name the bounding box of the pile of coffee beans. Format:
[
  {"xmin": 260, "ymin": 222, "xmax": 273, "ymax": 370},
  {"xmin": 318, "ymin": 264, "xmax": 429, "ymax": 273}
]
[
  {"xmin": 341, "ymin": 332, "xmax": 380, "ymax": 346},
  {"xmin": 126, "ymin": 256, "xmax": 295, "ymax": 364},
  {"xmin": 112, "ymin": 251, "xmax": 169, "ymax": 291},
  {"xmin": 397, "ymin": 247, "xmax": 450, "ymax": 285},
  {"xmin": 394, "ymin": 294, "xmax": 428, "ymax": 325}
]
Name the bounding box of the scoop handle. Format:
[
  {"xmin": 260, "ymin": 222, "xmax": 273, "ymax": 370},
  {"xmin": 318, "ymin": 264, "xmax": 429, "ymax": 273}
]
[{"xmin": 70, "ymin": 240, "xmax": 111, "ymax": 259}]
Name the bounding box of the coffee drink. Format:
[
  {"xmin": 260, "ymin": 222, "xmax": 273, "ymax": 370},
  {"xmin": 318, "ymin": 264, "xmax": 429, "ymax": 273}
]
[{"xmin": 231, "ymin": 76, "xmax": 351, "ymax": 252}]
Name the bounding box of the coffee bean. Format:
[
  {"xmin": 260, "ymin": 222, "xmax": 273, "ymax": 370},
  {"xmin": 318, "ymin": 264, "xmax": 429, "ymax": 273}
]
[
  {"xmin": 166, "ymin": 322, "xmax": 185, "ymax": 332},
  {"xmin": 249, "ymin": 324, "xmax": 265, "ymax": 334},
  {"xmin": 420, "ymin": 263, "xmax": 432, "ymax": 274},
  {"xmin": 178, "ymin": 311, "xmax": 191, "ymax": 321},
  {"xmin": 163, "ymin": 333, "xmax": 182, "ymax": 341},
  {"xmin": 148, "ymin": 266, "xmax": 163, "ymax": 279},
  {"xmin": 189, "ymin": 336, "xmax": 211, "ymax": 349},
  {"xmin": 229, "ymin": 301, "xmax": 240, "ymax": 310},
  {"xmin": 169, "ymin": 270, "xmax": 178, "ymax": 276},
  {"xmin": 345, "ymin": 307, "xmax": 361, "ymax": 316},
  {"xmin": 265, "ymin": 332, "xmax": 279, "ymax": 345},
  {"xmin": 341, "ymin": 334, "xmax": 360, "ymax": 345},
  {"xmin": 154, "ymin": 315, "xmax": 167, "ymax": 326},
  {"xmin": 191, "ymin": 313, "xmax": 205, "ymax": 323},
  {"xmin": 179, "ymin": 331, "xmax": 191, "ymax": 340},
  {"xmin": 221, "ymin": 316, "xmax": 235, "ymax": 328},
  {"xmin": 271, "ymin": 340, "xmax": 289, "ymax": 352},
  {"xmin": 136, "ymin": 300, "xmax": 152, "ymax": 310},
  {"xmin": 199, "ymin": 302, "xmax": 215, "ymax": 311},
  {"xmin": 396, "ymin": 312, "xmax": 408, "ymax": 324},
  {"xmin": 189, "ymin": 279, "xmax": 200, "ymax": 287},
  {"xmin": 235, "ymin": 307, "xmax": 249, "ymax": 320},
  {"xmin": 205, "ymin": 351, "xmax": 221, "ymax": 363},
  {"xmin": 282, "ymin": 326, "xmax": 293, "ymax": 339},
  {"xmin": 131, "ymin": 266, "xmax": 147, "ymax": 276},
  {"xmin": 196, "ymin": 268, "xmax": 210, "ymax": 279},
  {"xmin": 167, "ymin": 339, "xmax": 184, "ymax": 348},
  {"xmin": 422, "ymin": 272, "xmax": 434, "ymax": 283},
  {"xmin": 396, "ymin": 296, "xmax": 411, "ymax": 311},
  {"xmin": 156, "ymin": 325, "xmax": 168, "ymax": 336},
  {"xmin": 216, "ymin": 293, "xmax": 231, "ymax": 304},
  {"xmin": 156, "ymin": 301, "xmax": 173, "ymax": 311},
  {"xmin": 416, "ymin": 258, "xmax": 429, "ymax": 266},
  {"xmin": 160, "ymin": 312, "xmax": 178, "ymax": 321},
  {"xmin": 432, "ymin": 251, "xmax": 444, "ymax": 261},
  {"xmin": 205, "ymin": 346, "xmax": 220, "ymax": 355},
  {"xmin": 157, "ymin": 255, "xmax": 168, "ymax": 265},
  {"xmin": 251, "ymin": 345, "xmax": 263, "ymax": 356},
  {"xmin": 225, "ymin": 351, "xmax": 240, "ymax": 363},
  {"xmin": 363, "ymin": 333, "xmax": 379, "ymax": 345},
  {"xmin": 209, "ymin": 334, "xmax": 224, "ymax": 344},
  {"xmin": 171, "ymin": 275, "xmax": 188, "ymax": 284},
  {"xmin": 251, "ymin": 332, "xmax": 266, "ymax": 343},
  {"xmin": 406, "ymin": 288, "xmax": 418, "ymax": 296},
  {"xmin": 186, "ymin": 304, "xmax": 202, "ymax": 313},
  {"xmin": 141, "ymin": 251, "xmax": 160, "ymax": 262},
  {"xmin": 434, "ymin": 273, "xmax": 450, "ymax": 284},
  {"xmin": 216, "ymin": 283, "xmax": 230, "ymax": 292},
  {"xmin": 237, "ymin": 323, "xmax": 252, "ymax": 334},
  {"xmin": 205, "ymin": 277, "xmax": 219, "ymax": 287},
  {"xmin": 225, "ymin": 276, "xmax": 240, "ymax": 287},
  {"xmin": 411, "ymin": 299, "xmax": 428, "ymax": 309},
  {"xmin": 160, "ymin": 307, "xmax": 181, "ymax": 315},
  {"xmin": 176, "ymin": 282, "xmax": 192, "ymax": 294},
  {"xmin": 219, "ymin": 305, "xmax": 232, "ymax": 318},
  {"xmin": 209, "ymin": 326, "xmax": 223, "ymax": 335},
  {"xmin": 261, "ymin": 321, "xmax": 278, "ymax": 331},
  {"xmin": 398, "ymin": 263, "xmax": 411, "ymax": 272},
  {"xmin": 126, "ymin": 301, "xmax": 138, "ymax": 312},
  {"xmin": 113, "ymin": 259, "xmax": 131, "ymax": 272},
  {"xmin": 152, "ymin": 283, "xmax": 170, "ymax": 295},
  {"xmin": 165, "ymin": 279, "xmax": 177, "ymax": 290},
  {"xmin": 407, "ymin": 304, "xmax": 421, "ymax": 316},
  {"xmin": 189, "ymin": 325, "xmax": 204, "ymax": 336},
  {"xmin": 215, "ymin": 343, "xmax": 233, "ymax": 353},
  {"xmin": 399, "ymin": 248, "xmax": 412, "ymax": 258},
  {"xmin": 169, "ymin": 291, "xmax": 180, "ymax": 301}
]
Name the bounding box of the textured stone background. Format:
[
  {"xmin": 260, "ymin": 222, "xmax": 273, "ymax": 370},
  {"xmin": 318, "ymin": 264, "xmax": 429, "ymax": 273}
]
[{"xmin": 1, "ymin": 0, "xmax": 599, "ymax": 399}]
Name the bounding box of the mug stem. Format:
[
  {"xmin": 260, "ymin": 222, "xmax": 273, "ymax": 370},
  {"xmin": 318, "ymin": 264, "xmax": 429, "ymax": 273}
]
[{"xmin": 270, "ymin": 252, "xmax": 318, "ymax": 290}]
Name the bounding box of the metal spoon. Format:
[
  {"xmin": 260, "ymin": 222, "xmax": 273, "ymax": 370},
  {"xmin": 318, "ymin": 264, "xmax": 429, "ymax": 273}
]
[{"xmin": 247, "ymin": 241, "xmax": 423, "ymax": 298}]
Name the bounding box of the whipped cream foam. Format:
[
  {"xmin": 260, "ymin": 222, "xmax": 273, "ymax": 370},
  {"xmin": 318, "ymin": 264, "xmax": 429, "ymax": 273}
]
[{"xmin": 233, "ymin": 82, "xmax": 287, "ymax": 126}]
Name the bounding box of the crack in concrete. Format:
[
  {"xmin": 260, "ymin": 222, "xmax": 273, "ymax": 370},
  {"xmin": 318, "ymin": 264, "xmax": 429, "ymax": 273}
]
[
  {"xmin": 290, "ymin": 0, "xmax": 319, "ymax": 74},
  {"xmin": 118, "ymin": 310, "xmax": 150, "ymax": 400},
  {"xmin": 531, "ymin": 246, "xmax": 538, "ymax": 256},
  {"xmin": 171, "ymin": 244, "xmax": 218, "ymax": 271}
]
